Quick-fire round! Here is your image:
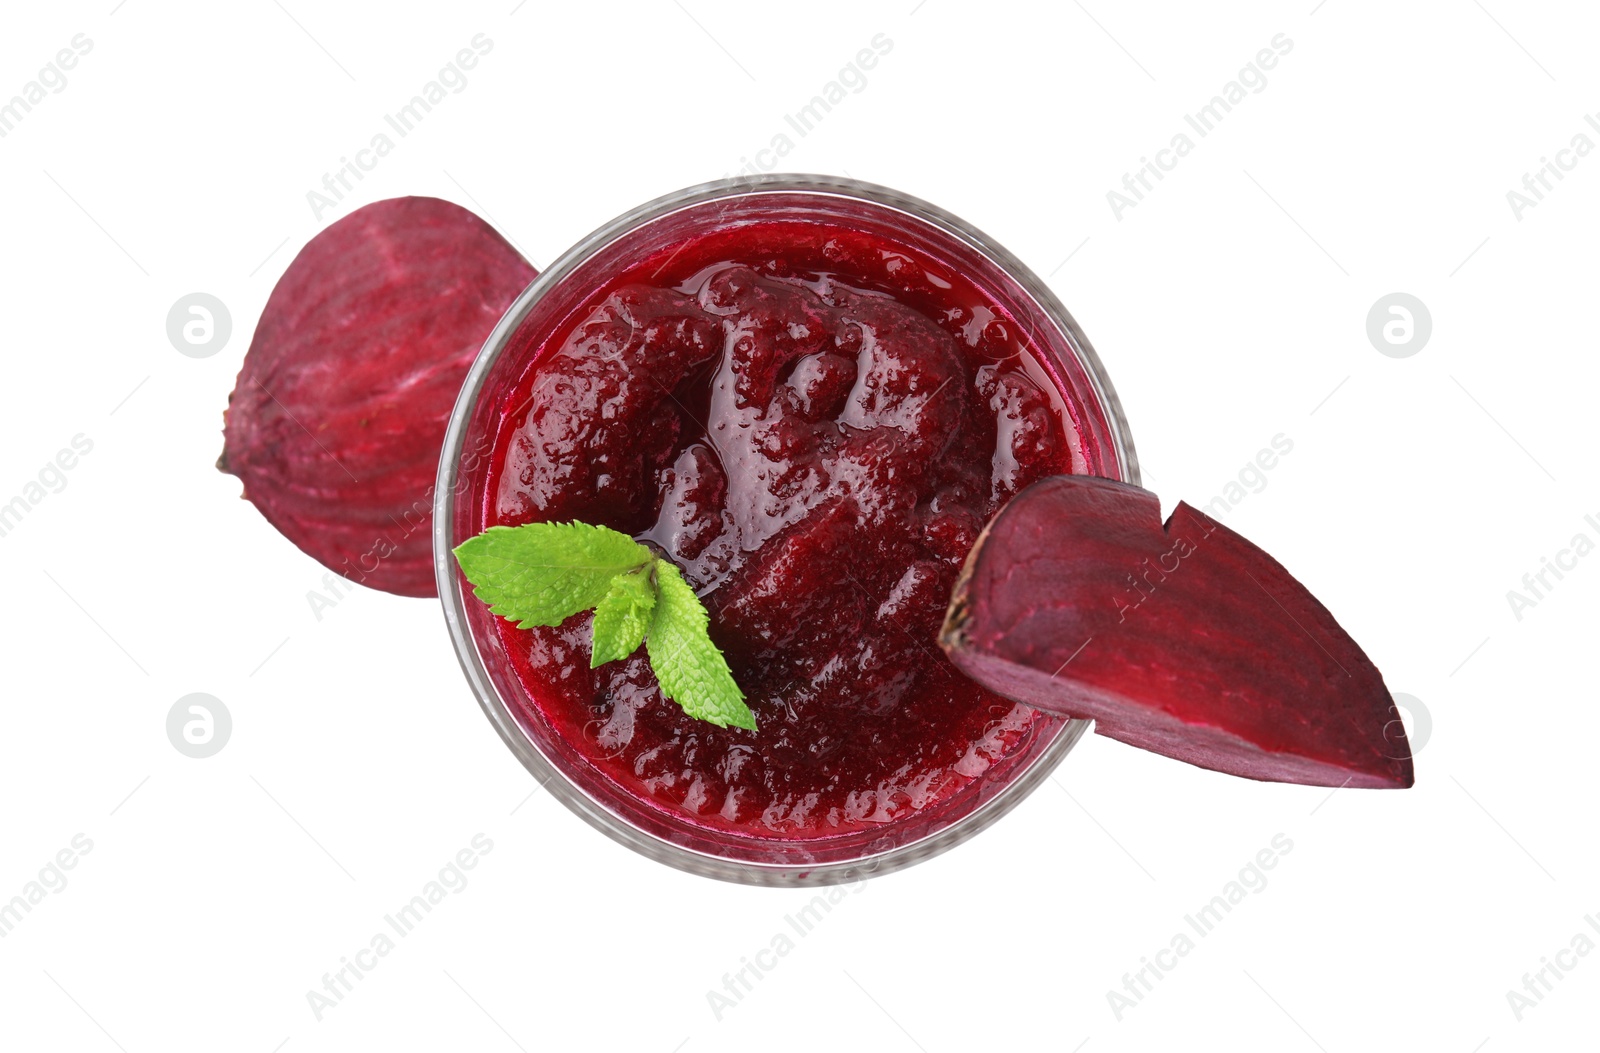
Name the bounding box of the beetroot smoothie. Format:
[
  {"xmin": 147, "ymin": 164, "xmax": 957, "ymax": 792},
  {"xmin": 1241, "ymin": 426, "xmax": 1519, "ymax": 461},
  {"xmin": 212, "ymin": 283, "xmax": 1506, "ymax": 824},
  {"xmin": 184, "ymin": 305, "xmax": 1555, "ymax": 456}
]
[{"xmin": 477, "ymin": 219, "xmax": 1086, "ymax": 841}]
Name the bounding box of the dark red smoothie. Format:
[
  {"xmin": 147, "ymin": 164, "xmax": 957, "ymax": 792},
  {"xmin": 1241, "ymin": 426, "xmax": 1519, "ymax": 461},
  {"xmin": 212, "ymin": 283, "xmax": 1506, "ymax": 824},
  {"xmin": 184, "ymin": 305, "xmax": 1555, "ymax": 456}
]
[{"xmin": 482, "ymin": 220, "xmax": 1083, "ymax": 840}]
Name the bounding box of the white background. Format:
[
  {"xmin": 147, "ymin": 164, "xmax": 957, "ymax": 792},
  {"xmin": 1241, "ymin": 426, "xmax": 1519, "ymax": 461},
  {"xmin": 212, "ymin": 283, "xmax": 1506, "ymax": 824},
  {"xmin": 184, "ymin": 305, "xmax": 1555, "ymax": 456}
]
[{"xmin": 1, "ymin": 1, "xmax": 1595, "ymax": 1050}]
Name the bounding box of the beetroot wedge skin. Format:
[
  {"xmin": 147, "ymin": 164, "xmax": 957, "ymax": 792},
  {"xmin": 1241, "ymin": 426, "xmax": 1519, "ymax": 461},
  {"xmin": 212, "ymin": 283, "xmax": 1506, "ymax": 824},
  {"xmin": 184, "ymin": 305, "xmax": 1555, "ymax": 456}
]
[
  {"xmin": 941, "ymin": 475, "xmax": 1413, "ymax": 789},
  {"xmin": 221, "ymin": 197, "xmax": 535, "ymax": 598}
]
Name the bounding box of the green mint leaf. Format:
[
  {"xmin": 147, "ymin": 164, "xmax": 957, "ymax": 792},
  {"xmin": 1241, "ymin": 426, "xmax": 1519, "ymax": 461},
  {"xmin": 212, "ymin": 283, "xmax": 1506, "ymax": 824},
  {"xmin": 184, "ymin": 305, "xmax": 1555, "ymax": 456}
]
[
  {"xmin": 452, "ymin": 522, "xmax": 652, "ymax": 630},
  {"xmin": 455, "ymin": 520, "xmax": 755, "ymax": 733},
  {"xmin": 589, "ymin": 567, "xmax": 657, "ymax": 668},
  {"xmin": 645, "ymin": 562, "xmax": 756, "ymax": 731}
]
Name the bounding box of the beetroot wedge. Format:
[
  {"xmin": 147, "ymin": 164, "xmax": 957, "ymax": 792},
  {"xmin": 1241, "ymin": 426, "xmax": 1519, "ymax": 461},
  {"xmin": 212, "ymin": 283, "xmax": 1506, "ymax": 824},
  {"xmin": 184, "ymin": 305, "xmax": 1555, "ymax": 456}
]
[
  {"xmin": 221, "ymin": 197, "xmax": 535, "ymax": 597},
  {"xmin": 940, "ymin": 475, "xmax": 1413, "ymax": 788}
]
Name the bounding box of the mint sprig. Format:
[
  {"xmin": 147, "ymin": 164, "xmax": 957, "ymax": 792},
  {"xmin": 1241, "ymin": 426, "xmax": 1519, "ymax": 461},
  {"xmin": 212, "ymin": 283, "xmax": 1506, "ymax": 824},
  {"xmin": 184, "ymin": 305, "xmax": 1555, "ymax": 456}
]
[
  {"xmin": 453, "ymin": 522, "xmax": 756, "ymax": 732},
  {"xmin": 646, "ymin": 562, "xmax": 754, "ymax": 731},
  {"xmin": 590, "ymin": 567, "xmax": 655, "ymax": 667}
]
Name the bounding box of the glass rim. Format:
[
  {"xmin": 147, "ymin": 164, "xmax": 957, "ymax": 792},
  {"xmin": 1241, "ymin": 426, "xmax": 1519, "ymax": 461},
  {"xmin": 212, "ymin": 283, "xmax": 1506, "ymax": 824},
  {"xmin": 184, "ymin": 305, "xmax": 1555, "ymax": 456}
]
[{"xmin": 433, "ymin": 173, "xmax": 1140, "ymax": 885}]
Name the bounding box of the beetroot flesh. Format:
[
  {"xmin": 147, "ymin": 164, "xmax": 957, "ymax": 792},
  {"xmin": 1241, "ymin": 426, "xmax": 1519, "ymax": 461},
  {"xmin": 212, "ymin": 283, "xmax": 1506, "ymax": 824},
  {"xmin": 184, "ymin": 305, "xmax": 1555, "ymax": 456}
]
[
  {"xmin": 940, "ymin": 475, "xmax": 1413, "ymax": 789},
  {"xmin": 221, "ymin": 197, "xmax": 535, "ymax": 597}
]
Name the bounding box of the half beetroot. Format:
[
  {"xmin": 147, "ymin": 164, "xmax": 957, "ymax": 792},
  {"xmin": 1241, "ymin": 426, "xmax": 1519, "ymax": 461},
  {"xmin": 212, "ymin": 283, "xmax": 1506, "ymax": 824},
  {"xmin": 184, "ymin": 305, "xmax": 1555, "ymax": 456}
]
[
  {"xmin": 941, "ymin": 475, "xmax": 1413, "ymax": 788},
  {"xmin": 220, "ymin": 196, "xmax": 535, "ymax": 598}
]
